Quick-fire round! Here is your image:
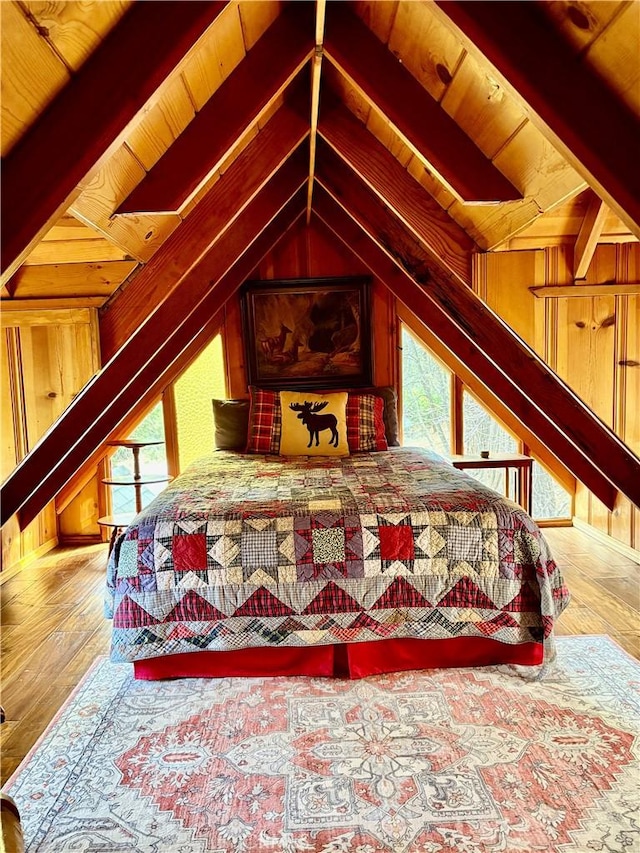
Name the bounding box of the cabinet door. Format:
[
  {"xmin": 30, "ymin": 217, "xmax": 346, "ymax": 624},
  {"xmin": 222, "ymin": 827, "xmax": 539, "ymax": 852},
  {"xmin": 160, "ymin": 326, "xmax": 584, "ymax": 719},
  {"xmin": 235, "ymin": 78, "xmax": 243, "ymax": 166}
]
[{"xmin": 1, "ymin": 311, "xmax": 100, "ymax": 569}]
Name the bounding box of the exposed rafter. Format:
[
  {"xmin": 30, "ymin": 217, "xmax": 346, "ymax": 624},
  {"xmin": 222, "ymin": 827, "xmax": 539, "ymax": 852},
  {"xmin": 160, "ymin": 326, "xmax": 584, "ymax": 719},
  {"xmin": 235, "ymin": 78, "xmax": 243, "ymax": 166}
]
[
  {"xmin": 1, "ymin": 164, "xmax": 308, "ymax": 528},
  {"xmin": 115, "ymin": 4, "xmax": 314, "ymax": 215},
  {"xmin": 432, "ymin": 0, "xmax": 640, "ymax": 239},
  {"xmin": 574, "ymin": 195, "xmax": 608, "ymax": 280},
  {"xmin": 313, "ymin": 186, "xmax": 617, "ymax": 509},
  {"xmin": 100, "ymin": 105, "xmax": 309, "ymax": 359},
  {"xmin": 54, "ymin": 311, "xmax": 226, "ymax": 517},
  {"xmin": 314, "ymin": 150, "xmax": 640, "ymax": 508},
  {"xmin": 395, "ymin": 302, "xmax": 575, "ymax": 495},
  {"xmin": 324, "ymin": 5, "xmax": 522, "ymax": 204},
  {"xmin": 306, "ymin": 0, "xmax": 327, "ymax": 224},
  {"xmin": 318, "ymin": 99, "xmax": 474, "ymax": 285},
  {"xmin": 1, "ymin": 1, "xmax": 229, "ymax": 283}
]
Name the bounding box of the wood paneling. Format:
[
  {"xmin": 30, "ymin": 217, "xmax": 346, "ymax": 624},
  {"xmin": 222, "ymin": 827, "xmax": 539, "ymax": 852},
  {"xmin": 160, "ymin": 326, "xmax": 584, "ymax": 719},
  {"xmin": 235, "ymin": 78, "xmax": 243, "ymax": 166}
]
[
  {"xmin": 0, "ymin": 2, "xmax": 70, "ymax": 156},
  {"xmin": 317, "ymin": 145, "xmax": 639, "ymax": 508},
  {"xmin": 433, "ymin": 0, "xmax": 640, "ymax": 238},
  {"xmin": 20, "ymin": 1, "xmax": 132, "ymax": 72},
  {"xmin": 99, "ymin": 106, "xmax": 309, "ymax": 359},
  {"xmin": 117, "ymin": 5, "xmax": 313, "ymax": 215},
  {"xmin": 2, "ymin": 177, "xmax": 307, "ymax": 529},
  {"xmin": 1, "ymin": 311, "xmax": 100, "ymax": 571},
  {"xmin": 1, "ymin": 2, "xmax": 228, "ymax": 281},
  {"xmin": 319, "ymin": 98, "xmax": 474, "ymax": 285},
  {"xmin": 325, "ymin": 5, "xmax": 520, "ymax": 204},
  {"xmin": 221, "ymin": 215, "xmax": 393, "ymax": 396},
  {"xmin": 478, "ymin": 243, "xmax": 640, "ymax": 550},
  {"xmin": 314, "ymin": 185, "xmax": 615, "ymax": 506},
  {"xmin": 9, "ymin": 260, "xmax": 138, "ymax": 300}
]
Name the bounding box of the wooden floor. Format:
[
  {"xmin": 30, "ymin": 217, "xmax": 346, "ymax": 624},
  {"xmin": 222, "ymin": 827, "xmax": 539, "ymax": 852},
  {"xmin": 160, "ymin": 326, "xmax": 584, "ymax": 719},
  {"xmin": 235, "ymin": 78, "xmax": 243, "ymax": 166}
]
[{"xmin": 1, "ymin": 527, "xmax": 638, "ymax": 785}]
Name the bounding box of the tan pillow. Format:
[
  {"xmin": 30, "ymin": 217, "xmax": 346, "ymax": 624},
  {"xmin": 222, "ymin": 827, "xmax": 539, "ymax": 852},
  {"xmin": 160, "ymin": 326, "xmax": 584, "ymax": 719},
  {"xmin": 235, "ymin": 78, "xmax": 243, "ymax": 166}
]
[{"xmin": 279, "ymin": 391, "xmax": 349, "ymax": 456}]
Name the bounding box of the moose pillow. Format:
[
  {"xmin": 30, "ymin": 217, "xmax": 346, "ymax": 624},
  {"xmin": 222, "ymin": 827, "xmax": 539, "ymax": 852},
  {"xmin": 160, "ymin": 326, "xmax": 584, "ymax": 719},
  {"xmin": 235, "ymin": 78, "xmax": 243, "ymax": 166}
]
[{"xmin": 279, "ymin": 391, "xmax": 350, "ymax": 456}]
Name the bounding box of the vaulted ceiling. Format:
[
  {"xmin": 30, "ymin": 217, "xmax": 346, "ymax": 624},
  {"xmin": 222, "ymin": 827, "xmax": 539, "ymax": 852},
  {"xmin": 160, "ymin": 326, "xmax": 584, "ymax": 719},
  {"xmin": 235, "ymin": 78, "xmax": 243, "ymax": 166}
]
[{"xmin": 1, "ymin": 0, "xmax": 639, "ymax": 525}]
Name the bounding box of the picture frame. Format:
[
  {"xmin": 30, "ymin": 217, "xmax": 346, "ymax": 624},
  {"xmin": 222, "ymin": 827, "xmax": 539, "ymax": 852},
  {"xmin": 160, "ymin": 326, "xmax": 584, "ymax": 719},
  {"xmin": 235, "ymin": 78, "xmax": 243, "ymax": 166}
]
[{"xmin": 241, "ymin": 276, "xmax": 372, "ymax": 389}]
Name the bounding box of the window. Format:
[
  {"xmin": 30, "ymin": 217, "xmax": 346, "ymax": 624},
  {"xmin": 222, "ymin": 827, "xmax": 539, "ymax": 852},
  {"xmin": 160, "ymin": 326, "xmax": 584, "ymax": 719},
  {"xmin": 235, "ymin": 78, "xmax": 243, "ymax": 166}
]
[
  {"xmin": 110, "ymin": 403, "xmax": 168, "ymax": 515},
  {"xmin": 401, "ymin": 326, "xmax": 451, "ymax": 456},
  {"xmin": 463, "ymin": 391, "xmax": 518, "ymax": 494},
  {"xmin": 400, "ymin": 324, "xmax": 571, "ymax": 520},
  {"xmin": 532, "ymin": 462, "xmax": 571, "ymax": 520},
  {"xmin": 174, "ymin": 335, "xmax": 225, "ymax": 471}
]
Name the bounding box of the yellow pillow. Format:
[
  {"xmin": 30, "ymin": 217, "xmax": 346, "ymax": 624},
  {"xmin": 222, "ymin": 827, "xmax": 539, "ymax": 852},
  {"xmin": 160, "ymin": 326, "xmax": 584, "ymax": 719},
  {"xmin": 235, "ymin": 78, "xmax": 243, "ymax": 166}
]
[{"xmin": 279, "ymin": 391, "xmax": 349, "ymax": 456}]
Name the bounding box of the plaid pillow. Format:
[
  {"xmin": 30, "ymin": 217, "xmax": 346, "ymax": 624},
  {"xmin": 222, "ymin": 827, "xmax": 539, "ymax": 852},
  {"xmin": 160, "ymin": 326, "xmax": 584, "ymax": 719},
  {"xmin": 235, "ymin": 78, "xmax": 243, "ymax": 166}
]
[
  {"xmin": 346, "ymin": 393, "xmax": 388, "ymax": 452},
  {"xmin": 245, "ymin": 387, "xmax": 281, "ymax": 454},
  {"xmin": 246, "ymin": 389, "xmax": 388, "ymax": 454}
]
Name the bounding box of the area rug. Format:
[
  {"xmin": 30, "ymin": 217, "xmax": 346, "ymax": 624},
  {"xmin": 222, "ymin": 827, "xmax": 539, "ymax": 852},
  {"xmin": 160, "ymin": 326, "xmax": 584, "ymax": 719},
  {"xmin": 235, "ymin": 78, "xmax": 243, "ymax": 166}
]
[{"xmin": 4, "ymin": 637, "xmax": 639, "ymax": 853}]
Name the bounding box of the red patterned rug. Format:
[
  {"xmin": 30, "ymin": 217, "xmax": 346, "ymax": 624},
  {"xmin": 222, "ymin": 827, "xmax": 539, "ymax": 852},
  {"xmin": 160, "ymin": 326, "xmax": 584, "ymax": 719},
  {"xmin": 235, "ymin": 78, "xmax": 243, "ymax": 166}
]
[{"xmin": 4, "ymin": 636, "xmax": 639, "ymax": 852}]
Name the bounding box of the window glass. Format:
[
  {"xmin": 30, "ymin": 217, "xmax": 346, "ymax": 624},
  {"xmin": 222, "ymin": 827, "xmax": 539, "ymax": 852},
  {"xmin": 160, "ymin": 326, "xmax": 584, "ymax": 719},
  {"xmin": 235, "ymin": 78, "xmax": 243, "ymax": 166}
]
[
  {"xmin": 174, "ymin": 334, "xmax": 225, "ymax": 470},
  {"xmin": 401, "ymin": 326, "xmax": 451, "ymax": 456},
  {"xmin": 463, "ymin": 391, "xmax": 518, "ymax": 494},
  {"xmin": 532, "ymin": 462, "xmax": 571, "ymax": 520},
  {"xmin": 110, "ymin": 403, "xmax": 167, "ymax": 515}
]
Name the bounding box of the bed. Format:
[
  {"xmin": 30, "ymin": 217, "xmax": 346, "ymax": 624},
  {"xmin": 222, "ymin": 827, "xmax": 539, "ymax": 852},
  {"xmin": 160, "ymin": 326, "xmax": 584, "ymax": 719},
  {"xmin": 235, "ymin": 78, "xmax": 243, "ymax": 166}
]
[{"xmin": 104, "ymin": 439, "xmax": 569, "ymax": 680}]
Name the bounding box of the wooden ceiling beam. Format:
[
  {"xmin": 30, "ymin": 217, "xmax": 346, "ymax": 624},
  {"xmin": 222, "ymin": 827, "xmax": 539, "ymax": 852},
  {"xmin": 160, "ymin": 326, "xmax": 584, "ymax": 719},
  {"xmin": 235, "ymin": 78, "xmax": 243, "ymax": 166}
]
[
  {"xmin": 314, "ymin": 151, "xmax": 640, "ymax": 508},
  {"xmin": 433, "ymin": 1, "xmax": 640, "ymax": 239},
  {"xmin": 2, "ymin": 164, "xmax": 308, "ymax": 529},
  {"xmin": 574, "ymin": 195, "xmax": 608, "ymax": 280},
  {"xmin": 531, "ymin": 283, "xmax": 640, "ymax": 299},
  {"xmin": 100, "ymin": 104, "xmax": 309, "ymax": 360},
  {"xmin": 312, "ymin": 185, "xmax": 615, "ymax": 508},
  {"xmin": 8, "ymin": 260, "xmax": 138, "ymax": 300},
  {"xmin": 116, "ymin": 4, "xmax": 314, "ymax": 215},
  {"xmin": 54, "ymin": 311, "xmax": 225, "ymax": 517},
  {"xmin": 323, "ymin": 4, "xmax": 521, "ymax": 204},
  {"xmin": 1, "ymin": 1, "xmax": 228, "ymax": 284},
  {"xmin": 396, "ymin": 302, "xmax": 576, "ymax": 496},
  {"xmin": 306, "ymin": 0, "xmax": 327, "ymax": 224},
  {"xmin": 318, "ymin": 97, "xmax": 474, "ymax": 285}
]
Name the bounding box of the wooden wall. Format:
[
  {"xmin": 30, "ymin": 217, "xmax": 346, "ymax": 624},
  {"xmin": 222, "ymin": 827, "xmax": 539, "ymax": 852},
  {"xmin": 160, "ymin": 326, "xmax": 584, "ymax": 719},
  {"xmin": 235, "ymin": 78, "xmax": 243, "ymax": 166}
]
[
  {"xmin": 4, "ymin": 219, "xmax": 636, "ymax": 569},
  {"xmin": 474, "ymin": 243, "xmax": 640, "ymax": 552},
  {"xmin": 223, "ymin": 216, "xmax": 397, "ymax": 397},
  {"xmin": 1, "ymin": 307, "xmax": 101, "ymax": 570}
]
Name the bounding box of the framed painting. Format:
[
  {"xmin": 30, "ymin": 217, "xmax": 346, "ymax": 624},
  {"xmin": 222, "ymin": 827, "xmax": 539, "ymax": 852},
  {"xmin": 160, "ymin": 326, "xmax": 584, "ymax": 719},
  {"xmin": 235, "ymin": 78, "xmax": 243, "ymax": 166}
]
[{"xmin": 241, "ymin": 276, "xmax": 372, "ymax": 389}]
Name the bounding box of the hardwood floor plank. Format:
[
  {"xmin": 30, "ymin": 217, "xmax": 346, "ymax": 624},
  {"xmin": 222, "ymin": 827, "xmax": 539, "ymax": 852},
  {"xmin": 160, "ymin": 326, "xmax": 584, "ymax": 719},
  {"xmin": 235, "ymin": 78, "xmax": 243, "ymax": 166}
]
[{"xmin": 559, "ymin": 562, "xmax": 639, "ymax": 630}]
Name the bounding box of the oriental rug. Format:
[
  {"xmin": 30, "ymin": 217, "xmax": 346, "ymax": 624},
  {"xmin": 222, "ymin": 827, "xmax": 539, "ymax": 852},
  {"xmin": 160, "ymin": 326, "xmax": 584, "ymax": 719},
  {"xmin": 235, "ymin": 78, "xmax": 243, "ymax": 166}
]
[{"xmin": 4, "ymin": 636, "xmax": 639, "ymax": 853}]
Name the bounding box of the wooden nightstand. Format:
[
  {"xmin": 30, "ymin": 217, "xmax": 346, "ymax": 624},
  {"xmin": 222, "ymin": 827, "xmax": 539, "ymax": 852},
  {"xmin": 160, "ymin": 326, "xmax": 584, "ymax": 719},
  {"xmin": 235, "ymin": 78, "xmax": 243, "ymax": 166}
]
[
  {"xmin": 450, "ymin": 452, "xmax": 533, "ymax": 515},
  {"xmin": 99, "ymin": 440, "xmax": 172, "ymax": 553}
]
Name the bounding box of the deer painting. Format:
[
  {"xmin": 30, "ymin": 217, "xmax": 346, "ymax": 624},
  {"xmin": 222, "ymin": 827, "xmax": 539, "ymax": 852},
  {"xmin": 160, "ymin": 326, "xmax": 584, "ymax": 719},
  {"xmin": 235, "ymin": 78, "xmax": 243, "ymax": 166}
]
[
  {"xmin": 289, "ymin": 401, "xmax": 339, "ymax": 448},
  {"xmin": 260, "ymin": 323, "xmax": 292, "ymax": 361}
]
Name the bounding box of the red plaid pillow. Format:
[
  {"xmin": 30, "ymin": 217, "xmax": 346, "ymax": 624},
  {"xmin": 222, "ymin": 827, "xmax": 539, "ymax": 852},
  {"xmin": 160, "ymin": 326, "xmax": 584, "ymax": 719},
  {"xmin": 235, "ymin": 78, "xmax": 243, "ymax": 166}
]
[
  {"xmin": 346, "ymin": 393, "xmax": 388, "ymax": 452},
  {"xmin": 245, "ymin": 387, "xmax": 281, "ymax": 454}
]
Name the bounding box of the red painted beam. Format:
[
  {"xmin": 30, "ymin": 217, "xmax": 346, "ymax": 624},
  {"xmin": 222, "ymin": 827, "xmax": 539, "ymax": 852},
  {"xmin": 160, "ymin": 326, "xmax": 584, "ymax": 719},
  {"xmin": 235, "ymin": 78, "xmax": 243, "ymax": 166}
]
[
  {"xmin": 318, "ymin": 96, "xmax": 475, "ymax": 285},
  {"xmin": 1, "ymin": 1, "xmax": 228, "ymax": 283},
  {"xmin": 54, "ymin": 311, "xmax": 226, "ymax": 519},
  {"xmin": 323, "ymin": 4, "xmax": 521, "ymax": 204},
  {"xmin": 116, "ymin": 3, "xmax": 315, "ymax": 214},
  {"xmin": 314, "ymin": 147, "xmax": 640, "ymax": 508},
  {"xmin": 100, "ymin": 102, "xmax": 309, "ymax": 359},
  {"xmin": 433, "ymin": 0, "xmax": 640, "ymax": 238},
  {"xmin": 2, "ymin": 158, "xmax": 308, "ymax": 528},
  {"xmin": 312, "ymin": 185, "xmax": 618, "ymax": 510}
]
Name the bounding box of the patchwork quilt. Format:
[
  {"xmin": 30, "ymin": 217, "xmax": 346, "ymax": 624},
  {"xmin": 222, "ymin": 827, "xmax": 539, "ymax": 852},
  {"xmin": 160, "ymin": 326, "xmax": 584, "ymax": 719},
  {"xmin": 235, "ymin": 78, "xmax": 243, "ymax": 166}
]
[{"xmin": 105, "ymin": 447, "xmax": 569, "ymax": 663}]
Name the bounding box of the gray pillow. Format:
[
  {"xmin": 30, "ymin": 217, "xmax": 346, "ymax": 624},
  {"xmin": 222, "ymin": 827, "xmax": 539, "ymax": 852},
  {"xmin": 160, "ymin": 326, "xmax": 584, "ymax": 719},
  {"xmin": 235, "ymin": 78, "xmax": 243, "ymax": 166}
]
[{"xmin": 212, "ymin": 399, "xmax": 249, "ymax": 451}]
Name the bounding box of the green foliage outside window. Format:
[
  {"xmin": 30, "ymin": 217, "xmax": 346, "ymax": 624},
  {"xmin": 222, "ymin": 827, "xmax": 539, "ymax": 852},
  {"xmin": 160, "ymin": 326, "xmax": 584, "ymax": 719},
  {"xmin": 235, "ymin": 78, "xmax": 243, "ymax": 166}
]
[
  {"xmin": 401, "ymin": 327, "xmax": 450, "ymax": 457},
  {"xmin": 111, "ymin": 402, "xmax": 167, "ymax": 515},
  {"xmin": 401, "ymin": 324, "xmax": 570, "ymax": 520}
]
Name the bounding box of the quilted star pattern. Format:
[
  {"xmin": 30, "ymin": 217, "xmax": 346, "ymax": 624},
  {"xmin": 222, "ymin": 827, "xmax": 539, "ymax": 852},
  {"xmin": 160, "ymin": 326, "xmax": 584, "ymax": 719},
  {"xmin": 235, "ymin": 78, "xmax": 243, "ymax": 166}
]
[{"xmin": 105, "ymin": 448, "xmax": 569, "ymax": 663}]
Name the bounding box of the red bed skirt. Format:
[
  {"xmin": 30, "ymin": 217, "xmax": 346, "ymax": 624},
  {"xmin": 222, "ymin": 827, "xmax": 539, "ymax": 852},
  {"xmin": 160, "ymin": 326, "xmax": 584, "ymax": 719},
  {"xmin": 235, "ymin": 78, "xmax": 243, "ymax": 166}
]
[{"xmin": 133, "ymin": 637, "xmax": 543, "ymax": 680}]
